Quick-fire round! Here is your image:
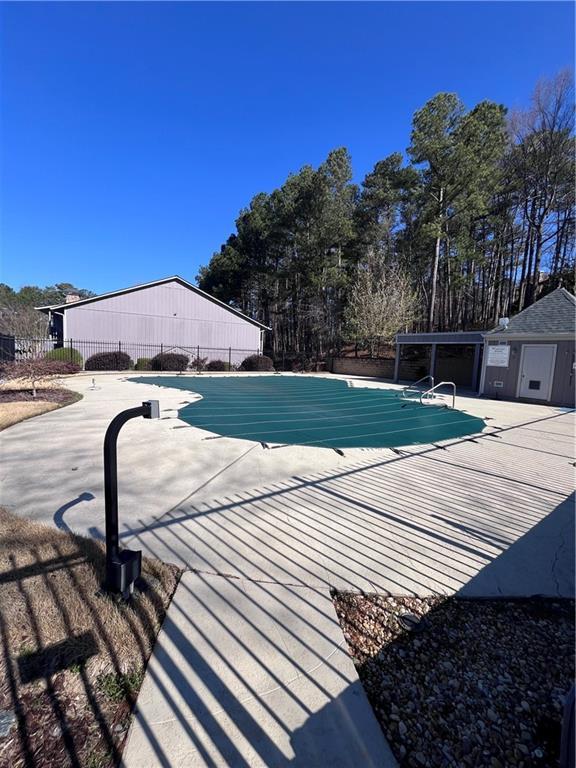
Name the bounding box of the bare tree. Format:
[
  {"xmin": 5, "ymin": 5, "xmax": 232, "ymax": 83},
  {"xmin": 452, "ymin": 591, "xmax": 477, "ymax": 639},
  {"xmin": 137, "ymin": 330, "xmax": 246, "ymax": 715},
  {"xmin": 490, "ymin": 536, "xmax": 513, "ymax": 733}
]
[
  {"xmin": 345, "ymin": 261, "xmax": 417, "ymax": 355},
  {"xmin": 0, "ymin": 359, "xmax": 74, "ymax": 398},
  {"xmin": 508, "ymin": 70, "xmax": 575, "ymax": 307},
  {"xmin": 0, "ymin": 302, "xmax": 49, "ymax": 338}
]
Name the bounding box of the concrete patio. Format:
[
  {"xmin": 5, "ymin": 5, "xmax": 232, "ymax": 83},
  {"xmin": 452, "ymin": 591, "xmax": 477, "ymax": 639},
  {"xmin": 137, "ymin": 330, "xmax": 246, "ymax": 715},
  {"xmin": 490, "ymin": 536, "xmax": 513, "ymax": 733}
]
[{"xmin": 1, "ymin": 373, "xmax": 574, "ymax": 767}]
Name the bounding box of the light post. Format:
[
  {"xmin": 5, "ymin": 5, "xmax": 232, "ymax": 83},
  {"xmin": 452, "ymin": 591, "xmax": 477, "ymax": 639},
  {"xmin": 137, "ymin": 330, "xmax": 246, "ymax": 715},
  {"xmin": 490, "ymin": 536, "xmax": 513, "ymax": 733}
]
[{"xmin": 103, "ymin": 400, "xmax": 160, "ymax": 600}]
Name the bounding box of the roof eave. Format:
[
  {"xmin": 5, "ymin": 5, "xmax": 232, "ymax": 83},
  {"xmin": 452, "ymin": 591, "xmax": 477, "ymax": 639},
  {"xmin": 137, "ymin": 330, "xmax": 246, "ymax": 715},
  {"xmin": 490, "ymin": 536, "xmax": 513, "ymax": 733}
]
[
  {"xmin": 35, "ymin": 275, "xmax": 271, "ymax": 330},
  {"xmin": 486, "ymin": 331, "xmax": 575, "ymax": 340}
]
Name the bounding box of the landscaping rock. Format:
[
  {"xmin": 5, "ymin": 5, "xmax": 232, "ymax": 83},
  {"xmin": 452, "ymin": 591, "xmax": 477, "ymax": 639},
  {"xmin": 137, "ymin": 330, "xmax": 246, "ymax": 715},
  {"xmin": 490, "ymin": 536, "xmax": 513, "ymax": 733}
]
[
  {"xmin": 333, "ymin": 593, "xmax": 574, "ymax": 768},
  {"xmin": 0, "ymin": 708, "xmax": 16, "ymax": 738}
]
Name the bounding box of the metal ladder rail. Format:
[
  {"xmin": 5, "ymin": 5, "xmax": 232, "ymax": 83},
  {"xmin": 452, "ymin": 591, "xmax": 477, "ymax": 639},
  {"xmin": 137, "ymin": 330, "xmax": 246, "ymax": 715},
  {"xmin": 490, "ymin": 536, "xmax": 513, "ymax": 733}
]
[
  {"xmin": 400, "ymin": 374, "xmax": 434, "ymax": 400},
  {"xmin": 420, "ymin": 381, "xmax": 456, "ymax": 409}
]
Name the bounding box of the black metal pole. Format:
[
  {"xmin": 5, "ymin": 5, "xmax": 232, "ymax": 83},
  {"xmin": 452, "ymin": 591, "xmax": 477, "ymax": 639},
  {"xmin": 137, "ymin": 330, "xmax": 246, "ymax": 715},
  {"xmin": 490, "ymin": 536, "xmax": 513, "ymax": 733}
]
[{"xmin": 103, "ymin": 400, "xmax": 159, "ymax": 599}]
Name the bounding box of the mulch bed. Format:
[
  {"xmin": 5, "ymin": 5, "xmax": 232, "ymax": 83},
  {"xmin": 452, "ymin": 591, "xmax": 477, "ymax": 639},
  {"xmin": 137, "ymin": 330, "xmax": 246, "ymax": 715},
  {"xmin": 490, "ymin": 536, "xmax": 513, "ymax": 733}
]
[
  {"xmin": 0, "ymin": 389, "xmax": 77, "ymax": 404},
  {"xmin": 333, "ymin": 593, "xmax": 575, "ymax": 768}
]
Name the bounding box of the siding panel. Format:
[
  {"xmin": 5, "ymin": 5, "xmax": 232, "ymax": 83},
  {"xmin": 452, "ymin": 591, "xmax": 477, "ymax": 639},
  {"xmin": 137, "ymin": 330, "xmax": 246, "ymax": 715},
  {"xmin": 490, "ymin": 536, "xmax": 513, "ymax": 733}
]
[
  {"xmin": 482, "ymin": 339, "xmax": 575, "ymax": 407},
  {"xmin": 65, "ymin": 281, "xmax": 262, "ymax": 358}
]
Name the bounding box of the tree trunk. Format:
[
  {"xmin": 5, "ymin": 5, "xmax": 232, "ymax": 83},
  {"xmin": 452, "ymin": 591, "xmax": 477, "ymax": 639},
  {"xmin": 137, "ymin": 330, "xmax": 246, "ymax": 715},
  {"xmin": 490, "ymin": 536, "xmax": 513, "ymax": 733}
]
[{"xmin": 427, "ymin": 188, "xmax": 444, "ymax": 332}]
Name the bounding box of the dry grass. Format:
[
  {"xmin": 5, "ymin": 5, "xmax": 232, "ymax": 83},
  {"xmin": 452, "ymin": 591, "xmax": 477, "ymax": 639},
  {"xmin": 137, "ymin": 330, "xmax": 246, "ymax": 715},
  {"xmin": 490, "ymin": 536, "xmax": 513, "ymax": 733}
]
[
  {"xmin": 0, "ymin": 374, "xmax": 80, "ymax": 396},
  {"xmin": 0, "ymin": 507, "xmax": 181, "ymax": 768},
  {"xmin": 0, "ymin": 383, "xmax": 81, "ymax": 431},
  {"xmin": 0, "ymin": 376, "xmax": 59, "ymax": 392},
  {"xmin": 0, "ymin": 401, "xmax": 60, "ymax": 431}
]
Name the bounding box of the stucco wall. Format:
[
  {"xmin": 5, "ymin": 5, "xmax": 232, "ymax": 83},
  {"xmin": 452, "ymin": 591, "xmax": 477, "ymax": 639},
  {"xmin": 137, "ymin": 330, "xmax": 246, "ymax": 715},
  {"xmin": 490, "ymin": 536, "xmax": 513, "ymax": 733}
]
[
  {"xmin": 64, "ymin": 281, "xmax": 262, "ymax": 354},
  {"xmin": 482, "ymin": 338, "xmax": 575, "ymax": 407}
]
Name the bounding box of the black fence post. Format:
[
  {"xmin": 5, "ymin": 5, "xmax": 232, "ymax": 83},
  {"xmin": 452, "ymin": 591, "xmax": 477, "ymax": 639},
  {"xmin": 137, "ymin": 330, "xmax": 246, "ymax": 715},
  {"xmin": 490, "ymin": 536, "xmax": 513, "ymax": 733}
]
[
  {"xmin": 103, "ymin": 400, "xmax": 160, "ymax": 600},
  {"xmin": 228, "ymin": 347, "xmax": 232, "ymax": 370}
]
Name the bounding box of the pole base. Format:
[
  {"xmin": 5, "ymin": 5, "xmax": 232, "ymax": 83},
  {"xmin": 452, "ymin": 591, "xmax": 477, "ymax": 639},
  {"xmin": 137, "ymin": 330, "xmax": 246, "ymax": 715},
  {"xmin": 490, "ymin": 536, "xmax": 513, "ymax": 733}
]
[{"xmin": 105, "ymin": 549, "xmax": 142, "ymax": 601}]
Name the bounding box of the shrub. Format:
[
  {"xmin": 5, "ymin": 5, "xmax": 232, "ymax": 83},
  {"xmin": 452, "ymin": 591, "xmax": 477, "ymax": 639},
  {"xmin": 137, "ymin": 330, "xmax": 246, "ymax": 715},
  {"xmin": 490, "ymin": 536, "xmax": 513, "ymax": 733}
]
[
  {"xmin": 150, "ymin": 352, "xmax": 189, "ymax": 372},
  {"xmin": 45, "ymin": 346, "xmax": 84, "ymax": 367},
  {"xmin": 240, "ymin": 354, "xmax": 274, "ymax": 372},
  {"xmin": 274, "ymin": 354, "xmax": 324, "ymax": 373},
  {"xmin": 190, "ymin": 355, "xmax": 208, "ymax": 372},
  {"xmin": 49, "ymin": 360, "xmax": 82, "ymax": 374},
  {"xmin": 0, "ymin": 358, "xmax": 79, "ymax": 396},
  {"xmin": 205, "ymin": 359, "xmax": 232, "ymax": 371},
  {"xmin": 85, "ymin": 351, "xmax": 133, "ymax": 371},
  {"xmin": 135, "ymin": 357, "xmax": 152, "ymax": 371}
]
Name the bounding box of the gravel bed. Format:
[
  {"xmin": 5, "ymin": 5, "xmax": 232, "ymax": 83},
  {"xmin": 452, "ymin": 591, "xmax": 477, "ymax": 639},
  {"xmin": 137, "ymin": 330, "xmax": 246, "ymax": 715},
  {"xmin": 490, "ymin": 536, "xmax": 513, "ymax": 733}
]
[{"xmin": 333, "ymin": 593, "xmax": 574, "ymax": 768}]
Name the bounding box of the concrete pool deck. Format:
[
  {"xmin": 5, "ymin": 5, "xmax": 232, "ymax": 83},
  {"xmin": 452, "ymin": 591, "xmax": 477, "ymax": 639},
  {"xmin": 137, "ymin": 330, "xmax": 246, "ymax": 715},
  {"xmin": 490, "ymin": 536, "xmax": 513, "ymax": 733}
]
[
  {"xmin": 1, "ymin": 372, "xmax": 574, "ymax": 767},
  {"xmin": 0, "ymin": 371, "xmax": 572, "ymax": 551}
]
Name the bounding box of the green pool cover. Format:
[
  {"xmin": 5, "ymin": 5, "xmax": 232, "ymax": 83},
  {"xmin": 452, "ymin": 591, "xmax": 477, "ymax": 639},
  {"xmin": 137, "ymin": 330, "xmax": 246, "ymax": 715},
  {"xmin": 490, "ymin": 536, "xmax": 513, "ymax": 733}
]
[{"xmin": 131, "ymin": 375, "xmax": 485, "ymax": 449}]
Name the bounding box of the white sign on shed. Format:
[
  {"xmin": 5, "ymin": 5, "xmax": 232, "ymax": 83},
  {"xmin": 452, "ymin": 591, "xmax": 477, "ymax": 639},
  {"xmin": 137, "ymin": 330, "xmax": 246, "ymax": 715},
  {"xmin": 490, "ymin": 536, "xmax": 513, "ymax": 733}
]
[{"xmin": 487, "ymin": 345, "xmax": 510, "ymax": 368}]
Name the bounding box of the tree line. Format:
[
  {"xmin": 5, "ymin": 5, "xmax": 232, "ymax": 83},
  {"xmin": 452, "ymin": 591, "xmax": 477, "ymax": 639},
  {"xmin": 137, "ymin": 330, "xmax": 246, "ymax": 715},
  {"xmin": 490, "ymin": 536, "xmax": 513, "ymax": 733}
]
[
  {"xmin": 197, "ymin": 70, "xmax": 574, "ymax": 359},
  {"xmin": 0, "ymin": 283, "xmax": 94, "ymax": 337}
]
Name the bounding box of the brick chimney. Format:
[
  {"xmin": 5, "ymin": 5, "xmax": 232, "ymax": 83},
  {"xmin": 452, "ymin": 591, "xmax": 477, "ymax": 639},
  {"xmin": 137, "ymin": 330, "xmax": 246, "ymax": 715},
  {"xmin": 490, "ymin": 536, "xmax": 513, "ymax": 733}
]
[{"xmin": 65, "ymin": 293, "xmax": 80, "ymax": 304}]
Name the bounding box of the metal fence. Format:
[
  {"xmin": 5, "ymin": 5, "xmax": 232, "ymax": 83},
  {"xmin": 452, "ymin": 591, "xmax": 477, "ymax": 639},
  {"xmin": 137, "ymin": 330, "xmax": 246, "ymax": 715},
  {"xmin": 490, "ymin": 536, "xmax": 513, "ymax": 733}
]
[{"xmin": 0, "ymin": 336, "xmax": 261, "ymax": 371}]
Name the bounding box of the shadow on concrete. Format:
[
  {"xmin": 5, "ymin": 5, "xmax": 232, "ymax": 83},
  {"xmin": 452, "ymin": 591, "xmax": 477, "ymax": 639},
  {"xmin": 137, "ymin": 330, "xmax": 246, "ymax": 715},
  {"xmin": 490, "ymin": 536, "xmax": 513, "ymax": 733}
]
[
  {"xmin": 7, "ymin": 407, "xmax": 574, "ymax": 765},
  {"xmin": 117, "ymin": 411, "xmax": 574, "ymax": 766},
  {"xmin": 459, "ymin": 493, "xmax": 575, "ymax": 597},
  {"xmin": 288, "ymin": 682, "xmax": 386, "ymax": 766},
  {"xmin": 53, "ymin": 492, "xmax": 95, "ymax": 533}
]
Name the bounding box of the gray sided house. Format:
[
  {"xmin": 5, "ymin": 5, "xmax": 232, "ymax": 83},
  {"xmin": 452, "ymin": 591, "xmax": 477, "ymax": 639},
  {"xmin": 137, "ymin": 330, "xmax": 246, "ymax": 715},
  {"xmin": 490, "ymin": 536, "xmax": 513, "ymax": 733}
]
[
  {"xmin": 36, "ymin": 276, "xmax": 269, "ymax": 366},
  {"xmin": 480, "ymin": 287, "xmax": 575, "ymax": 408}
]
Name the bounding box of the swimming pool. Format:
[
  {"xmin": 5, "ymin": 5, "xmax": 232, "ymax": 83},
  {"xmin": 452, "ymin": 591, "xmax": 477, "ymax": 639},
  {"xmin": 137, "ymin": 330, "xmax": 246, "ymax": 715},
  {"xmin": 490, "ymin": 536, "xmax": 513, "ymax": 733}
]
[{"xmin": 133, "ymin": 375, "xmax": 485, "ymax": 449}]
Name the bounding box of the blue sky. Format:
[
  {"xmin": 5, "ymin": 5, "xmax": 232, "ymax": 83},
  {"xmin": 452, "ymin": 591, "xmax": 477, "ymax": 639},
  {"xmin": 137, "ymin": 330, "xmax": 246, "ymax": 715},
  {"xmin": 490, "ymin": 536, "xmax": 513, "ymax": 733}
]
[{"xmin": 1, "ymin": 1, "xmax": 574, "ymax": 294}]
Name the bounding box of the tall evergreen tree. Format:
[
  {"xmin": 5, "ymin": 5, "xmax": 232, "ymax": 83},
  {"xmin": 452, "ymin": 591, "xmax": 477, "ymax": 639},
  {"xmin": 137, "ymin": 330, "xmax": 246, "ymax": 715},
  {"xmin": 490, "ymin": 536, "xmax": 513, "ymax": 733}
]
[{"xmin": 197, "ymin": 71, "xmax": 574, "ymax": 358}]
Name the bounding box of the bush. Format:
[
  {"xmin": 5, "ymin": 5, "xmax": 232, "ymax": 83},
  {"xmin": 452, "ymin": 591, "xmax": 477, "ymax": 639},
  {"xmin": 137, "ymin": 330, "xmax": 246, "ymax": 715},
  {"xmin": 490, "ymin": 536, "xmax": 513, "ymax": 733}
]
[
  {"xmin": 205, "ymin": 359, "xmax": 232, "ymax": 371},
  {"xmin": 0, "ymin": 358, "xmax": 80, "ymax": 396},
  {"xmin": 240, "ymin": 354, "xmax": 274, "ymax": 372},
  {"xmin": 45, "ymin": 346, "xmax": 84, "ymax": 367},
  {"xmin": 49, "ymin": 360, "xmax": 82, "ymax": 374},
  {"xmin": 135, "ymin": 357, "xmax": 152, "ymax": 371},
  {"xmin": 190, "ymin": 355, "xmax": 208, "ymax": 372},
  {"xmin": 273, "ymin": 354, "xmax": 324, "ymax": 373},
  {"xmin": 85, "ymin": 351, "xmax": 133, "ymax": 371},
  {"xmin": 150, "ymin": 352, "xmax": 189, "ymax": 372}
]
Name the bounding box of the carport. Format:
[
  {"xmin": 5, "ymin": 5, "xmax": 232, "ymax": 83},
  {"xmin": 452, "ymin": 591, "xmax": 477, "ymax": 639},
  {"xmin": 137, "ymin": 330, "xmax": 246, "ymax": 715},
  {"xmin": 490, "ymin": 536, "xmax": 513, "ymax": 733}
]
[{"xmin": 394, "ymin": 331, "xmax": 485, "ymax": 390}]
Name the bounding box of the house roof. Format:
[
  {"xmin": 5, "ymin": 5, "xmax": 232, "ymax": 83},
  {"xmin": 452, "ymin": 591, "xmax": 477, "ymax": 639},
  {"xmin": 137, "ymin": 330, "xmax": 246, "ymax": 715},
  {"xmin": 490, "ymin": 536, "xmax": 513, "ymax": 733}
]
[
  {"xmin": 36, "ymin": 275, "xmax": 271, "ymax": 331},
  {"xmin": 487, "ymin": 287, "xmax": 576, "ymax": 337}
]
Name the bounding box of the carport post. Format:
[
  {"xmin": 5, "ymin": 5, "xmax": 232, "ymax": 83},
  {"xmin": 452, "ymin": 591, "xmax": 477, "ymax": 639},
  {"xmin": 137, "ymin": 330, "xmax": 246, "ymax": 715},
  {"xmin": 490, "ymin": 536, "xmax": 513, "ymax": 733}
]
[
  {"xmin": 103, "ymin": 400, "xmax": 160, "ymax": 600},
  {"xmin": 472, "ymin": 344, "xmax": 481, "ymax": 392},
  {"xmin": 393, "ymin": 344, "xmax": 401, "ymax": 382},
  {"xmin": 430, "ymin": 343, "xmax": 437, "ymax": 381}
]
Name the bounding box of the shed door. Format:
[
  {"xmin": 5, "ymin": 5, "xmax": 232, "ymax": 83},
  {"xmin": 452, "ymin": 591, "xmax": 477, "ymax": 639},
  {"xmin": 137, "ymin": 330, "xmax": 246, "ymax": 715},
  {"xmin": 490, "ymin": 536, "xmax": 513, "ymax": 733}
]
[{"xmin": 518, "ymin": 344, "xmax": 556, "ymax": 400}]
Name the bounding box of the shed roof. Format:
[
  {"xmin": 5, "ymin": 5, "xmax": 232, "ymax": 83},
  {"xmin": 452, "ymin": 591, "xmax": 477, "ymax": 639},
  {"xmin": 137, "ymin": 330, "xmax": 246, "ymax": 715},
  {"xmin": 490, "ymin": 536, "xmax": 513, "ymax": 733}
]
[
  {"xmin": 487, "ymin": 287, "xmax": 575, "ymax": 337},
  {"xmin": 36, "ymin": 275, "xmax": 271, "ymax": 330}
]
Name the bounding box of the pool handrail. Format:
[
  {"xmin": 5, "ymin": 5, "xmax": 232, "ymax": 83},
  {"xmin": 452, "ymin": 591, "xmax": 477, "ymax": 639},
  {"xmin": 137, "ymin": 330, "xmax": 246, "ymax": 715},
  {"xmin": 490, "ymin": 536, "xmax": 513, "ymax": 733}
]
[
  {"xmin": 420, "ymin": 381, "xmax": 456, "ymax": 409},
  {"xmin": 400, "ymin": 374, "xmax": 435, "ymax": 399}
]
